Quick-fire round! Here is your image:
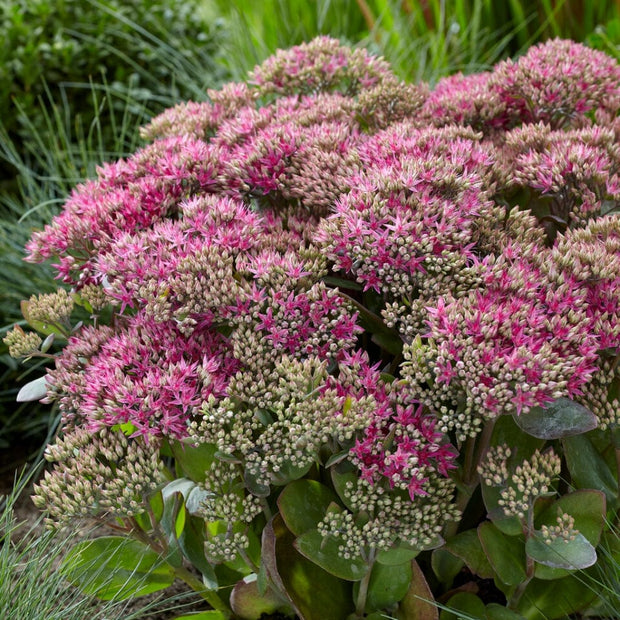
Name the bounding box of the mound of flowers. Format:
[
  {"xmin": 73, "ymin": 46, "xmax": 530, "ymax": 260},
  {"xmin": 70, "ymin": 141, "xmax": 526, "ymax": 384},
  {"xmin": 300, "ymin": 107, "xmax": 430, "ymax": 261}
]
[{"xmin": 6, "ymin": 37, "xmax": 619, "ymax": 619}]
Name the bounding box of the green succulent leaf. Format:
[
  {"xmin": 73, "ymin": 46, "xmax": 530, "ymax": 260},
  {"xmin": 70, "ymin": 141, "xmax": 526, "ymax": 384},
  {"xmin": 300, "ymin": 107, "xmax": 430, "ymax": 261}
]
[
  {"xmin": 330, "ymin": 464, "xmax": 359, "ymax": 511},
  {"xmin": 515, "ymin": 575, "xmax": 597, "ymax": 619},
  {"xmin": 478, "ymin": 522, "xmax": 527, "ymax": 586},
  {"xmin": 244, "ymin": 469, "xmax": 271, "ymax": 497},
  {"xmin": 61, "ymin": 536, "xmax": 174, "ymax": 601},
  {"xmin": 277, "ymin": 479, "xmax": 339, "ymax": 536},
  {"xmin": 562, "ymin": 433, "xmax": 618, "ymax": 507},
  {"xmin": 171, "ymin": 441, "xmax": 217, "ymax": 484},
  {"xmin": 445, "ymin": 529, "xmax": 494, "ymax": 579},
  {"xmin": 431, "ymin": 547, "xmax": 464, "ymax": 585},
  {"xmin": 489, "ymin": 415, "xmax": 546, "ymax": 462},
  {"xmin": 513, "ymin": 397, "xmax": 597, "ymax": 439},
  {"xmin": 178, "ymin": 515, "xmax": 218, "ymax": 589},
  {"xmin": 485, "ymin": 604, "xmax": 526, "ymax": 619},
  {"xmin": 526, "ymin": 531, "xmax": 596, "ymax": 570},
  {"xmin": 262, "ymin": 515, "xmax": 354, "ymax": 620},
  {"xmin": 16, "ymin": 375, "xmax": 48, "ymax": 402},
  {"xmin": 534, "ymin": 490, "xmax": 606, "ymax": 546},
  {"xmin": 375, "ymin": 540, "xmax": 421, "ymax": 565},
  {"xmin": 440, "ymin": 592, "xmax": 486, "ymax": 620},
  {"xmin": 353, "ymin": 561, "xmax": 412, "ymax": 612},
  {"xmin": 230, "ymin": 574, "xmax": 288, "ymax": 620},
  {"xmin": 294, "ymin": 528, "xmax": 368, "ymax": 581},
  {"xmin": 480, "ymin": 484, "xmax": 523, "ymax": 536}
]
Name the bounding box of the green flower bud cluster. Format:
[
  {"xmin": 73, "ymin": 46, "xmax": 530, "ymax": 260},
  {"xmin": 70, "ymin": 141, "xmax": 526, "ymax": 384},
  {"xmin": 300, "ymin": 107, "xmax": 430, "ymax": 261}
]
[
  {"xmin": 478, "ymin": 445, "xmax": 512, "ymax": 486},
  {"xmin": 27, "ymin": 288, "xmax": 74, "ymax": 327},
  {"xmin": 541, "ymin": 512, "xmax": 579, "ymax": 544},
  {"xmin": 32, "ymin": 428, "xmax": 163, "ymax": 528},
  {"xmin": 498, "ymin": 449, "xmax": 561, "ymax": 519},
  {"xmin": 3, "ymin": 325, "xmax": 42, "ymax": 358}
]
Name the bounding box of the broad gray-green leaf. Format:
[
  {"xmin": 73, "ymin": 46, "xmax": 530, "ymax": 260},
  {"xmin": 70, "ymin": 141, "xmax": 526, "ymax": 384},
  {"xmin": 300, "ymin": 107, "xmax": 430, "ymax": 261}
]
[
  {"xmin": 526, "ymin": 531, "xmax": 596, "ymax": 570},
  {"xmin": 16, "ymin": 375, "xmax": 48, "ymax": 402},
  {"xmin": 513, "ymin": 397, "xmax": 597, "ymax": 439}
]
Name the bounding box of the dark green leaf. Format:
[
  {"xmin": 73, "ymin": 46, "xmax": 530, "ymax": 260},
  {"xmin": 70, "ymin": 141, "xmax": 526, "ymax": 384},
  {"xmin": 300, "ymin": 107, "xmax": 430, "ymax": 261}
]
[
  {"xmin": 323, "ymin": 276, "xmax": 363, "ymax": 290},
  {"xmin": 485, "ymin": 604, "xmax": 526, "ymax": 619},
  {"xmin": 178, "ymin": 515, "xmax": 218, "ymax": 589},
  {"xmin": 489, "ymin": 415, "xmax": 545, "ymax": 463},
  {"xmin": 330, "ymin": 464, "xmax": 358, "ymax": 511},
  {"xmin": 513, "ymin": 397, "xmax": 597, "ymax": 439},
  {"xmin": 534, "ymin": 490, "xmax": 606, "ymax": 547},
  {"xmin": 515, "ymin": 575, "xmax": 596, "ymax": 619},
  {"xmin": 440, "ymin": 592, "xmax": 486, "ymax": 620},
  {"xmin": 445, "ymin": 529, "xmax": 494, "ymax": 579},
  {"xmin": 277, "ymin": 479, "xmax": 339, "ymax": 536},
  {"xmin": 294, "ymin": 528, "xmax": 368, "ymax": 581},
  {"xmin": 371, "ymin": 331, "xmax": 403, "ymax": 356},
  {"xmin": 269, "ymin": 458, "xmax": 312, "ymax": 485},
  {"xmin": 562, "ymin": 434, "xmax": 618, "ymax": 507},
  {"xmin": 478, "ymin": 522, "xmax": 527, "ymax": 586},
  {"xmin": 376, "ymin": 540, "xmax": 421, "ymax": 566},
  {"xmin": 262, "ymin": 515, "xmax": 354, "ymax": 620},
  {"xmin": 244, "ymin": 469, "xmax": 271, "ymax": 497},
  {"xmin": 431, "ymin": 548, "xmax": 464, "ymax": 585},
  {"xmin": 171, "ymin": 441, "xmax": 217, "ymax": 483},
  {"xmin": 481, "ymin": 484, "xmax": 523, "ymax": 536},
  {"xmin": 61, "ymin": 536, "xmax": 174, "ymax": 601},
  {"xmin": 230, "ymin": 575, "xmax": 288, "ymax": 619},
  {"xmin": 359, "ymin": 561, "xmax": 412, "ymax": 612},
  {"xmin": 324, "ymin": 449, "xmax": 350, "ymax": 468}
]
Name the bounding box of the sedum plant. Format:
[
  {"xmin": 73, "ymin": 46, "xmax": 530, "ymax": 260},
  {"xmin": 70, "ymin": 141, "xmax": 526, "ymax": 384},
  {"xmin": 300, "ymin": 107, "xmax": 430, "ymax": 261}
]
[{"xmin": 5, "ymin": 37, "xmax": 620, "ymax": 619}]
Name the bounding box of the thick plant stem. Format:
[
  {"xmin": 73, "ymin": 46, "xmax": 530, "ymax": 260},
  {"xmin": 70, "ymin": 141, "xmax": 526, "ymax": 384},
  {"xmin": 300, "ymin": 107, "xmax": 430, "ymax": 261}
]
[
  {"xmin": 175, "ymin": 565, "xmax": 231, "ymax": 615},
  {"xmin": 508, "ymin": 508, "xmax": 536, "ymax": 610},
  {"xmin": 444, "ymin": 420, "xmax": 495, "ymax": 540},
  {"xmin": 355, "ymin": 549, "xmax": 377, "ymax": 617},
  {"xmin": 470, "ymin": 419, "xmax": 495, "ymax": 483},
  {"xmin": 462, "ymin": 436, "xmax": 477, "ymax": 486}
]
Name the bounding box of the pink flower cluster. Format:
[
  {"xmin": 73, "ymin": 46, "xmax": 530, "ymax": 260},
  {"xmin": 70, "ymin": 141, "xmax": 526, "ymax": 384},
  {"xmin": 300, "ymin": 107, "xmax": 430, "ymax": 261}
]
[{"xmin": 20, "ymin": 37, "xmax": 620, "ymax": 524}]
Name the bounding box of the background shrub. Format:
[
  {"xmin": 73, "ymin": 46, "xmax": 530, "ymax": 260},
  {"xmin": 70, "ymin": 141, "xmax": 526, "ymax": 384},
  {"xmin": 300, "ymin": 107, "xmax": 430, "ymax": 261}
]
[{"xmin": 0, "ymin": 0, "xmax": 226, "ymax": 189}]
